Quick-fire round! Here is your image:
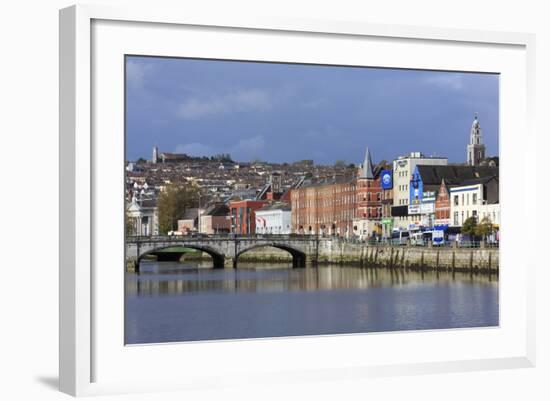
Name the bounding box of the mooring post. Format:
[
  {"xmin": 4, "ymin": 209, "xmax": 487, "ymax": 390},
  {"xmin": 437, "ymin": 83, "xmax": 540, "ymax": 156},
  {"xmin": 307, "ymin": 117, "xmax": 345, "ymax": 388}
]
[
  {"xmin": 234, "ymin": 237, "xmax": 239, "ymax": 269},
  {"xmin": 135, "ymin": 241, "xmax": 141, "ymax": 273},
  {"xmin": 315, "ymin": 234, "xmax": 320, "ymax": 267}
]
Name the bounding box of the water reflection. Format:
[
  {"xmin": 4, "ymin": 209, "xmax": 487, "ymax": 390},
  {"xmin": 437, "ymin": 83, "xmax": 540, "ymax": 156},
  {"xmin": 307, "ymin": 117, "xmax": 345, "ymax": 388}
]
[
  {"xmin": 125, "ymin": 261, "xmax": 499, "ymax": 344},
  {"xmin": 126, "ymin": 261, "xmax": 498, "ymax": 297}
]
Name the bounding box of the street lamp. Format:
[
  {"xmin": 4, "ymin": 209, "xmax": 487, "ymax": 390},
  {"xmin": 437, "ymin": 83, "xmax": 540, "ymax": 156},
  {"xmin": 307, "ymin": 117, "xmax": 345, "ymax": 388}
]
[{"xmin": 197, "ymin": 192, "xmax": 202, "ymax": 234}]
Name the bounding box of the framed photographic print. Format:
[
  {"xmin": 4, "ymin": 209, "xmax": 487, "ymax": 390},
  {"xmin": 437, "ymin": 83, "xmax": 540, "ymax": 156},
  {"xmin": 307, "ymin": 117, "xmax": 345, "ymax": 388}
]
[{"xmin": 59, "ymin": 4, "xmax": 536, "ymax": 397}]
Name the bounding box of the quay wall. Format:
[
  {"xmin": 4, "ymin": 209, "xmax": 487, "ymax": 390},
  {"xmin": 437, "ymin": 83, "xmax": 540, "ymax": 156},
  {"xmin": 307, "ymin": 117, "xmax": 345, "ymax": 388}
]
[
  {"xmin": 180, "ymin": 244, "xmax": 498, "ymax": 272},
  {"xmin": 316, "ymin": 243, "xmax": 499, "ymax": 273}
]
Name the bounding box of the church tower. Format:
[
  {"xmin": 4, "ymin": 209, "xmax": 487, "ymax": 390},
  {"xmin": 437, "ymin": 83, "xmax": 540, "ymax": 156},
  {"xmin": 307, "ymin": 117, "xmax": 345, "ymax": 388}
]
[
  {"xmin": 152, "ymin": 145, "xmax": 158, "ymax": 164},
  {"xmin": 467, "ymin": 113, "xmax": 486, "ymax": 166}
]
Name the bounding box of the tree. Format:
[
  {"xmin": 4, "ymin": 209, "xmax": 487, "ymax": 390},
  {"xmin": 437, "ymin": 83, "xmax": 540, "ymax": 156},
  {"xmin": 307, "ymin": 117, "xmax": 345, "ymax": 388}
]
[
  {"xmin": 136, "ymin": 157, "xmax": 147, "ymax": 164},
  {"xmin": 125, "ymin": 208, "xmax": 136, "ymax": 236},
  {"xmin": 334, "ymin": 160, "xmax": 346, "ymax": 168},
  {"xmin": 475, "ymin": 217, "xmax": 493, "ymax": 241},
  {"xmin": 157, "ymin": 183, "xmax": 200, "ymax": 234},
  {"xmin": 214, "ymin": 153, "xmax": 233, "ymax": 162},
  {"xmin": 461, "ymin": 216, "xmax": 477, "ymax": 237}
]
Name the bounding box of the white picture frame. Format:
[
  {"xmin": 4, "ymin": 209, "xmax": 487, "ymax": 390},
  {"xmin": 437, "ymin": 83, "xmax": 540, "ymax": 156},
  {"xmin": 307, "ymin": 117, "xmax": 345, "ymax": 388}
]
[{"xmin": 59, "ymin": 4, "xmax": 536, "ymax": 397}]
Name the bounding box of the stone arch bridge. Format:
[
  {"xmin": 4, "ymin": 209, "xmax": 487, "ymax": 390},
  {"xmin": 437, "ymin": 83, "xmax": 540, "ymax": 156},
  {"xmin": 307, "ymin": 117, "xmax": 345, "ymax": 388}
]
[{"xmin": 126, "ymin": 234, "xmax": 365, "ymax": 271}]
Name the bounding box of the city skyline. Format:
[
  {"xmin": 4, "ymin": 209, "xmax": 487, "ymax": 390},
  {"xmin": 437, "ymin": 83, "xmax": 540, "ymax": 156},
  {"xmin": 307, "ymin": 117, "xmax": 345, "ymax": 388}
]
[{"xmin": 126, "ymin": 56, "xmax": 499, "ymax": 164}]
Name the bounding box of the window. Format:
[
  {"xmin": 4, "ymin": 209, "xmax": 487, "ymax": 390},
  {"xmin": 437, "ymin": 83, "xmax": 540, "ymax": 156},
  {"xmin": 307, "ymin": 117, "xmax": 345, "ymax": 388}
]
[
  {"xmin": 472, "ymin": 193, "xmax": 477, "ymax": 205},
  {"xmin": 454, "ymin": 195, "xmax": 459, "ymax": 206},
  {"xmin": 466, "ymin": 193, "xmax": 469, "ymax": 205}
]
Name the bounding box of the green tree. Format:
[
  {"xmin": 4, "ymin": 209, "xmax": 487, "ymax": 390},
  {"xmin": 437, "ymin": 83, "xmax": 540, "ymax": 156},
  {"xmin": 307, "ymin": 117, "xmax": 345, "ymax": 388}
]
[
  {"xmin": 334, "ymin": 160, "xmax": 346, "ymax": 168},
  {"xmin": 475, "ymin": 216, "xmax": 493, "ymax": 241},
  {"xmin": 461, "ymin": 216, "xmax": 478, "ymax": 237},
  {"xmin": 125, "ymin": 208, "xmax": 136, "ymax": 236},
  {"xmin": 157, "ymin": 183, "xmax": 200, "ymax": 234}
]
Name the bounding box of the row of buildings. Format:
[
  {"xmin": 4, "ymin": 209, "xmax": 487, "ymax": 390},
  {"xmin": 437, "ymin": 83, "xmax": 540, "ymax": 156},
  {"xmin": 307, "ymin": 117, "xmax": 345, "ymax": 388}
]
[{"xmin": 127, "ymin": 114, "xmax": 499, "ymax": 240}]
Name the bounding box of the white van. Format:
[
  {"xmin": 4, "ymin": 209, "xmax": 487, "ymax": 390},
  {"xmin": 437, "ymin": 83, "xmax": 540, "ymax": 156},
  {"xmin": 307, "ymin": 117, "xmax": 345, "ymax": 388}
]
[{"xmin": 410, "ymin": 232, "xmax": 425, "ymax": 246}]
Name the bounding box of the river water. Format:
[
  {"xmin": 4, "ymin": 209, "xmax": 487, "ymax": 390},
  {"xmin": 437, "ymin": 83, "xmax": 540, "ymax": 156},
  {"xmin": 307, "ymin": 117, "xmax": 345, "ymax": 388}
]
[{"xmin": 125, "ymin": 260, "xmax": 499, "ymax": 344}]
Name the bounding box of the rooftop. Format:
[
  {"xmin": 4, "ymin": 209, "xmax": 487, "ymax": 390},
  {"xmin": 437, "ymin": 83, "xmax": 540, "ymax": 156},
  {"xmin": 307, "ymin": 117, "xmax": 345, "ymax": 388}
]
[
  {"xmin": 257, "ymin": 202, "xmax": 291, "ymax": 212},
  {"xmin": 416, "ymin": 165, "xmax": 498, "ymax": 186}
]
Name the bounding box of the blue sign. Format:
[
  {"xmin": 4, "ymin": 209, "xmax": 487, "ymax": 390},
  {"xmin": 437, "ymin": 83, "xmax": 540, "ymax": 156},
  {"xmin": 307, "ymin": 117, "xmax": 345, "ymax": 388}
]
[
  {"xmin": 409, "ymin": 166, "xmax": 423, "ymax": 205},
  {"xmin": 380, "ymin": 170, "xmax": 393, "ymax": 189}
]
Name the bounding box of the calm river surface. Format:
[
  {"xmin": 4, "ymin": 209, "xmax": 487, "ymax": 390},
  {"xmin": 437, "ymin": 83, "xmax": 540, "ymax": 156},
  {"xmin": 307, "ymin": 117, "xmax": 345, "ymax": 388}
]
[{"xmin": 125, "ymin": 260, "xmax": 499, "ymax": 344}]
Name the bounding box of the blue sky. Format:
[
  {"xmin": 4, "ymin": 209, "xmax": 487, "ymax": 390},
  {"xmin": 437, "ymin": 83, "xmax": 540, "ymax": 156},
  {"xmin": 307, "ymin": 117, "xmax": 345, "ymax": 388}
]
[{"xmin": 126, "ymin": 56, "xmax": 499, "ymax": 165}]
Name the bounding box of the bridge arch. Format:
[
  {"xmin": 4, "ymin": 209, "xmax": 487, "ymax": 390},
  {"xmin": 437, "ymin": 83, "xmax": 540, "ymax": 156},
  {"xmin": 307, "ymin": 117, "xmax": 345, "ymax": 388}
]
[
  {"xmin": 235, "ymin": 243, "xmax": 307, "ymax": 268},
  {"xmin": 138, "ymin": 244, "xmax": 226, "ymax": 270}
]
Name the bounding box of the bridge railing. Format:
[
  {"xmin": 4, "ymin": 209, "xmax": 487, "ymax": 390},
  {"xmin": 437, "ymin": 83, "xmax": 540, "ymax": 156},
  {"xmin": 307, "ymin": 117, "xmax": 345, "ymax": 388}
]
[
  {"xmin": 362, "ymin": 238, "xmax": 499, "ymax": 248},
  {"xmin": 126, "ymin": 234, "xmax": 499, "ymax": 249},
  {"xmin": 126, "ymin": 233, "xmax": 324, "ymax": 242}
]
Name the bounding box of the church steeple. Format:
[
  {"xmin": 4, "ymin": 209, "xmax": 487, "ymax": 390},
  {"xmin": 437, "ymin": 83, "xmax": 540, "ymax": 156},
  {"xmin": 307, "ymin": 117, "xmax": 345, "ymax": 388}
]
[
  {"xmin": 467, "ymin": 113, "xmax": 486, "ymax": 166},
  {"xmin": 360, "ymin": 147, "xmax": 374, "ymax": 179}
]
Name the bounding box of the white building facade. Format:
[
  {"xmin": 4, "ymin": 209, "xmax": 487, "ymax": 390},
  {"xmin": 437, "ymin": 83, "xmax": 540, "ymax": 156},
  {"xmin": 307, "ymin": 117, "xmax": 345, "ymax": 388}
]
[
  {"xmin": 450, "ymin": 183, "xmax": 500, "ymax": 227},
  {"xmin": 255, "ymin": 205, "xmax": 292, "ymax": 235},
  {"xmin": 127, "ymin": 197, "xmax": 159, "ymax": 236},
  {"xmin": 392, "ymin": 152, "xmax": 447, "ymax": 230}
]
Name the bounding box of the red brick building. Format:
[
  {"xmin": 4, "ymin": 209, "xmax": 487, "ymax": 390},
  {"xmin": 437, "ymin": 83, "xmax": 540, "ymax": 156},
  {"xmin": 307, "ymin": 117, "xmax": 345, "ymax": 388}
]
[
  {"xmin": 353, "ymin": 148, "xmax": 383, "ymax": 239},
  {"xmin": 355, "ymin": 178, "xmax": 382, "ymax": 219},
  {"xmin": 290, "ymin": 147, "xmax": 385, "ymax": 238},
  {"xmin": 229, "ymin": 200, "xmax": 266, "ymax": 234},
  {"xmin": 291, "ymin": 177, "xmax": 356, "ymax": 236},
  {"xmin": 434, "ymin": 179, "xmax": 451, "ymax": 226}
]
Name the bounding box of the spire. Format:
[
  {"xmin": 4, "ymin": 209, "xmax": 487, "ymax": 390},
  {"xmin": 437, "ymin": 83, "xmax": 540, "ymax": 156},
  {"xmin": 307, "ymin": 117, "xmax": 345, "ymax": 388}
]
[
  {"xmin": 360, "ymin": 147, "xmax": 374, "ymax": 179},
  {"xmin": 471, "ymin": 112, "xmax": 480, "ymax": 131},
  {"xmin": 469, "ymin": 113, "xmax": 483, "ymax": 146},
  {"xmin": 467, "ymin": 113, "xmax": 486, "ymax": 166}
]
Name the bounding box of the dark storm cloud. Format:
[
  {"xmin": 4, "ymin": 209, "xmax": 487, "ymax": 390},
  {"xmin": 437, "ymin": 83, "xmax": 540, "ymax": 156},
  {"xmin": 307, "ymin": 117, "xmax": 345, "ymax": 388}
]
[{"xmin": 125, "ymin": 56, "xmax": 499, "ymax": 165}]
